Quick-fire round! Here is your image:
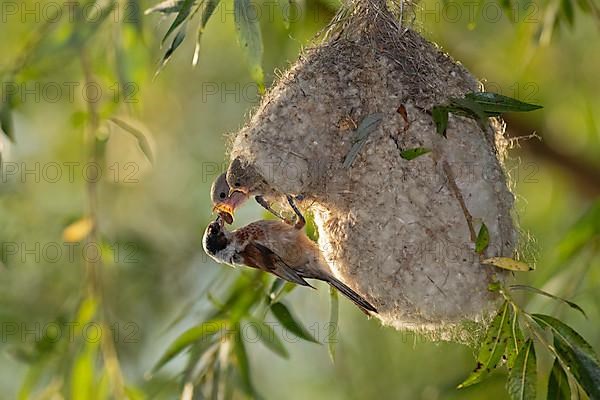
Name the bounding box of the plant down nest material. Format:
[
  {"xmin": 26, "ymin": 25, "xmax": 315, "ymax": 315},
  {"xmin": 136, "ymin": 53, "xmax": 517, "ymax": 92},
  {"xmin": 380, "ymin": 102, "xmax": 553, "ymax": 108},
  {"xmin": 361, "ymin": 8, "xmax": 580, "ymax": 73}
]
[{"xmin": 229, "ymin": 0, "xmax": 517, "ymax": 342}]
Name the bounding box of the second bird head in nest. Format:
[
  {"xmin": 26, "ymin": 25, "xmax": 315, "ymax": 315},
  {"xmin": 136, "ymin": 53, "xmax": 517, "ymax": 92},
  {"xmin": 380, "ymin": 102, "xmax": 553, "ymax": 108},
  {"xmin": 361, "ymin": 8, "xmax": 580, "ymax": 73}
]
[{"xmin": 210, "ymin": 157, "xmax": 269, "ymax": 223}]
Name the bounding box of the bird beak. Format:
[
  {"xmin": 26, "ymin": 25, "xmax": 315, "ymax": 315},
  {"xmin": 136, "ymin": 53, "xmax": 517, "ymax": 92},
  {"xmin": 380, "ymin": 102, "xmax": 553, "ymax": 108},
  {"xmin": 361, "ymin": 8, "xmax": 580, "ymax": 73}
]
[{"xmin": 213, "ymin": 190, "xmax": 249, "ymax": 224}]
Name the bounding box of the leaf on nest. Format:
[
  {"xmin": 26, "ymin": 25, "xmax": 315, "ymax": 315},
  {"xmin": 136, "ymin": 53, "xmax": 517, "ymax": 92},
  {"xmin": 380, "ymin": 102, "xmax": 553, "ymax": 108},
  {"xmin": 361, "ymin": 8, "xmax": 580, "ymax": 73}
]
[
  {"xmin": 475, "ymin": 222, "xmax": 490, "ymax": 254},
  {"xmin": 465, "ymin": 92, "xmax": 543, "ymax": 114},
  {"xmin": 399, "ymin": 147, "xmax": 431, "ymax": 160},
  {"xmin": 482, "ymin": 257, "xmax": 533, "ymax": 271},
  {"xmin": 431, "ymin": 92, "xmax": 542, "ymax": 137},
  {"xmin": 343, "ymin": 113, "xmax": 383, "ymax": 168},
  {"xmin": 431, "ymin": 106, "xmax": 449, "ymax": 137}
]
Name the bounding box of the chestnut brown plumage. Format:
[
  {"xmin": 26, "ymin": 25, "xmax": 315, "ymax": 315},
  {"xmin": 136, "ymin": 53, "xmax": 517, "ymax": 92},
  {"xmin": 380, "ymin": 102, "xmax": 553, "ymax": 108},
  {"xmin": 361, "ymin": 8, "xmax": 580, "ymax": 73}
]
[{"xmin": 202, "ymin": 217, "xmax": 377, "ymax": 314}]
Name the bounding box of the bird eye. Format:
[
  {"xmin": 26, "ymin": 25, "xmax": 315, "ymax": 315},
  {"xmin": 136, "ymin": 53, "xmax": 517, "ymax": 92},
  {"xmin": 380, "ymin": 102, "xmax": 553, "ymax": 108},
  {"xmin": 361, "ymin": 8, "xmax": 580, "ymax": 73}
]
[{"xmin": 219, "ymin": 192, "xmax": 226, "ymax": 199}]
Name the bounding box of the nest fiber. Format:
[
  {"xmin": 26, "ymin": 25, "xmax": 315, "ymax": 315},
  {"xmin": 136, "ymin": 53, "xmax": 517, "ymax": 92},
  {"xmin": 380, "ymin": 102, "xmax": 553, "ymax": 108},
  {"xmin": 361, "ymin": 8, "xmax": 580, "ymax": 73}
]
[{"xmin": 229, "ymin": 0, "xmax": 517, "ymax": 341}]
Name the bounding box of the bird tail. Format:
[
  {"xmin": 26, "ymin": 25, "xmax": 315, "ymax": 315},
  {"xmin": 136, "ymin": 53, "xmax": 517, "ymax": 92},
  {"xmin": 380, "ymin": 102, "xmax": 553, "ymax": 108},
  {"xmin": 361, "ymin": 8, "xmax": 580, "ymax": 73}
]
[{"xmin": 327, "ymin": 276, "xmax": 377, "ymax": 314}]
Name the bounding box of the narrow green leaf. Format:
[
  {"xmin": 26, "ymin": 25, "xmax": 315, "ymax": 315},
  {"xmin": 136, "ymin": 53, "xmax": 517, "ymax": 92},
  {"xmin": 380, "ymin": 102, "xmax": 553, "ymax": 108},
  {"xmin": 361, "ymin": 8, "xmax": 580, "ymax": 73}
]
[
  {"xmin": 505, "ymin": 305, "xmax": 524, "ymax": 370},
  {"xmin": 124, "ymin": 386, "xmax": 146, "ymax": 400},
  {"xmin": 548, "ymin": 358, "xmax": 571, "ymax": 400},
  {"xmin": 246, "ymin": 317, "xmax": 289, "ymax": 359},
  {"xmin": 161, "ymin": 0, "xmax": 194, "ymax": 44},
  {"xmin": 458, "ymin": 302, "xmax": 511, "ymax": 388},
  {"xmin": 399, "ymin": 147, "xmax": 431, "ymax": 160},
  {"xmin": 267, "ymin": 278, "xmax": 286, "ymax": 304},
  {"xmin": 278, "ymin": 0, "xmax": 292, "ymax": 28},
  {"xmin": 153, "ymin": 319, "xmax": 226, "ymax": 372},
  {"xmin": 431, "ymin": 106, "xmax": 449, "ymax": 137},
  {"xmin": 18, "ymin": 364, "xmax": 45, "ymax": 400},
  {"xmin": 110, "ymin": 118, "xmax": 154, "ymax": 164},
  {"xmin": 71, "ymin": 343, "xmax": 98, "ymax": 399},
  {"xmin": 201, "ymin": 0, "xmax": 220, "ymax": 27},
  {"xmin": 507, "ymin": 340, "xmax": 537, "ymax": 400},
  {"xmin": 0, "ymin": 102, "xmax": 14, "ymax": 142},
  {"xmin": 270, "ymin": 302, "xmax": 319, "ymax": 344},
  {"xmin": 125, "ymin": 0, "xmax": 144, "ymax": 33},
  {"xmin": 193, "ymin": 0, "xmax": 221, "ymax": 66},
  {"xmin": 159, "ymin": 28, "xmax": 186, "ymax": 72},
  {"xmin": 576, "ymin": 0, "xmax": 592, "ymax": 13},
  {"xmin": 509, "ymin": 285, "xmax": 587, "ymax": 318},
  {"xmin": 561, "ymin": 0, "xmax": 575, "ymax": 27},
  {"xmin": 531, "ymin": 314, "xmax": 598, "ymax": 362},
  {"xmin": 532, "ymin": 314, "xmax": 600, "ymax": 398},
  {"xmin": 465, "ymin": 92, "xmax": 543, "ymax": 113},
  {"xmin": 328, "ymin": 287, "xmax": 339, "ymax": 363},
  {"xmin": 555, "ymin": 339, "xmax": 600, "ymax": 399},
  {"xmin": 450, "ymin": 97, "xmax": 488, "ymax": 121},
  {"xmin": 145, "ymin": 0, "xmax": 186, "ymax": 14},
  {"xmin": 556, "ymin": 199, "xmax": 600, "ymax": 263},
  {"xmin": 234, "ymin": 0, "xmax": 264, "ymax": 91},
  {"xmin": 475, "ymin": 223, "xmax": 490, "ymax": 254},
  {"xmin": 233, "ymin": 326, "xmax": 259, "ymax": 398}
]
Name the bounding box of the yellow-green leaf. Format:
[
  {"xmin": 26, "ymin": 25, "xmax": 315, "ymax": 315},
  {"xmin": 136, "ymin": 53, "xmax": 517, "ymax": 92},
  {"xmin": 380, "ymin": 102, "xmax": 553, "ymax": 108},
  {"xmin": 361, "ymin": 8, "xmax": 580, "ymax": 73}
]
[
  {"xmin": 62, "ymin": 217, "xmax": 94, "ymax": 242},
  {"xmin": 482, "ymin": 257, "xmax": 533, "ymax": 271},
  {"xmin": 328, "ymin": 287, "xmax": 339, "ymax": 363}
]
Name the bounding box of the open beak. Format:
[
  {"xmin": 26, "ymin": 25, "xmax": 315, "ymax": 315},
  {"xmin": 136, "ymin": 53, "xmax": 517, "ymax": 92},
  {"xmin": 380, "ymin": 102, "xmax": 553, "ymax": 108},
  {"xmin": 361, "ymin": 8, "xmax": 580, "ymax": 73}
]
[{"xmin": 212, "ymin": 189, "xmax": 249, "ymax": 224}]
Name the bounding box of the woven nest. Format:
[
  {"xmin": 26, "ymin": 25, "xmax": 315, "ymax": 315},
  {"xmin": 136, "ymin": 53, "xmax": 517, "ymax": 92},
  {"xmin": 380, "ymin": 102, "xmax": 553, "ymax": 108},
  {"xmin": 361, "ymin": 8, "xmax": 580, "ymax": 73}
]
[{"xmin": 228, "ymin": 0, "xmax": 517, "ymax": 342}]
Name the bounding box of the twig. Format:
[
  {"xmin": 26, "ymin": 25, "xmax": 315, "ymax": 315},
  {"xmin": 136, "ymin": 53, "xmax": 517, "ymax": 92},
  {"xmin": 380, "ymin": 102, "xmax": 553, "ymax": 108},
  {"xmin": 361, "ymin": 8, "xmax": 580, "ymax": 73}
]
[
  {"xmin": 80, "ymin": 48, "xmax": 126, "ymax": 400},
  {"xmin": 442, "ymin": 161, "xmax": 477, "ymax": 242}
]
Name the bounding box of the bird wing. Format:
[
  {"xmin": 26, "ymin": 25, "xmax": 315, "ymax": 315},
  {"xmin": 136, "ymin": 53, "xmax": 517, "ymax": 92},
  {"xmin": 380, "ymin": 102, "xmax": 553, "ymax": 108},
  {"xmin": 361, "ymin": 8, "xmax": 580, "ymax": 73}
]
[{"xmin": 240, "ymin": 242, "xmax": 314, "ymax": 288}]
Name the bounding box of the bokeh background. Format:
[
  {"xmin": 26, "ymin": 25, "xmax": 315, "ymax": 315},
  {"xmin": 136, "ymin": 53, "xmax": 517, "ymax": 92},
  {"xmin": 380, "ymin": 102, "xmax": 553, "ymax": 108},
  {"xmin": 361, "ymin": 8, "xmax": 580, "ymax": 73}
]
[{"xmin": 1, "ymin": 0, "xmax": 599, "ymax": 398}]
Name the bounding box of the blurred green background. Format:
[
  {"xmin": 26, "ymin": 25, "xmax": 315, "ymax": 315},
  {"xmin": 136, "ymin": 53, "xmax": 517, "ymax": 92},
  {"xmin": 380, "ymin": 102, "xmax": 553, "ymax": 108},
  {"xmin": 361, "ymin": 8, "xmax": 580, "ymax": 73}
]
[{"xmin": 0, "ymin": 0, "xmax": 599, "ymax": 398}]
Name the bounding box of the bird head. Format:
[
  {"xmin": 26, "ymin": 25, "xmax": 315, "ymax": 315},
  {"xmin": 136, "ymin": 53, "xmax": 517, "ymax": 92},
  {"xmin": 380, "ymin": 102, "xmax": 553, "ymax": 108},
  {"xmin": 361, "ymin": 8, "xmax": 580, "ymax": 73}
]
[
  {"xmin": 202, "ymin": 217, "xmax": 230, "ymax": 258},
  {"xmin": 225, "ymin": 157, "xmax": 267, "ymax": 199},
  {"xmin": 210, "ymin": 173, "xmax": 248, "ymax": 224}
]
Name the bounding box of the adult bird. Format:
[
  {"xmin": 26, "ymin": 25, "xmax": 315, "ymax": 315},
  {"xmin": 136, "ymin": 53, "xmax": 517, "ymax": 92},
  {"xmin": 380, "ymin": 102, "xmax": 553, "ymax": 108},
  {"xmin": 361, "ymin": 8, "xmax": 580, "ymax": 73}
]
[{"xmin": 202, "ymin": 217, "xmax": 377, "ymax": 314}]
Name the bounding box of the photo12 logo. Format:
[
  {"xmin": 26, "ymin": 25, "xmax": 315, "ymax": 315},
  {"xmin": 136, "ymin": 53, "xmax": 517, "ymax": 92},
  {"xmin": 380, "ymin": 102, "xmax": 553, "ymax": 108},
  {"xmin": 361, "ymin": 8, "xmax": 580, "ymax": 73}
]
[{"xmin": 0, "ymin": 162, "xmax": 140, "ymax": 184}]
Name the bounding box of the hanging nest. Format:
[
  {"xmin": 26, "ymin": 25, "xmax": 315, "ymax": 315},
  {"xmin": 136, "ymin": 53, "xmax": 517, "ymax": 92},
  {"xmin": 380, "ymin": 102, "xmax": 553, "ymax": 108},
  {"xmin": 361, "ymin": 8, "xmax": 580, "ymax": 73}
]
[{"xmin": 228, "ymin": 0, "xmax": 517, "ymax": 342}]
